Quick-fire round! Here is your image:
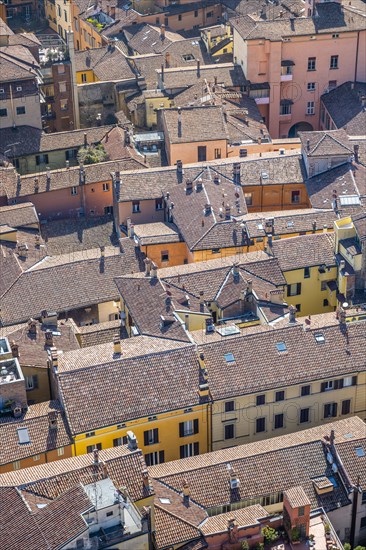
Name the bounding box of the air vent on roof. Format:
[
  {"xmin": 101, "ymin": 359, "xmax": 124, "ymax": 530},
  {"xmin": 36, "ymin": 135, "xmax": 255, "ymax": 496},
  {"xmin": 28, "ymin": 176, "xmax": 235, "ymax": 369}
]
[
  {"xmin": 315, "ymin": 333, "xmax": 325, "ymax": 343},
  {"xmin": 17, "ymin": 427, "xmax": 30, "ymax": 445},
  {"xmin": 217, "ymin": 325, "xmax": 240, "ymax": 337},
  {"xmin": 261, "ymin": 171, "xmax": 269, "ymax": 179}
]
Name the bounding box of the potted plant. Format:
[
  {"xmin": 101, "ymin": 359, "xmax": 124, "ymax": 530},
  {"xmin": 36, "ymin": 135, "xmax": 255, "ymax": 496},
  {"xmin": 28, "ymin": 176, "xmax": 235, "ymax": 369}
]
[
  {"xmin": 324, "ymin": 522, "xmax": 331, "ymax": 539},
  {"xmin": 291, "ymin": 527, "xmax": 300, "ymax": 544},
  {"xmin": 241, "ymin": 540, "xmax": 250, "ymax": 550}
]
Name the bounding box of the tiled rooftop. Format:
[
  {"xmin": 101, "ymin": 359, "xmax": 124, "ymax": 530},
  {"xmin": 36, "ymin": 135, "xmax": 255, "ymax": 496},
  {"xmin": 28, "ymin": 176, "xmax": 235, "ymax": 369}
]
[
  {"xmin": 299, "ymin": 130, "xmax": 352, "ymax": 158},
  {"xmin": 0, "ymin": 202, "xmax": 38, "ymax": 229},
  {"xmin": 162, "ymin": 105, "xmax": 228, "ymax": 144},
  {"xmin": 271, "ymin": 232, "xmax": 335, "ymax": 271},
  {"xmin": 321, "ymin": 81, "xmax": 366, "ymax": 136}
]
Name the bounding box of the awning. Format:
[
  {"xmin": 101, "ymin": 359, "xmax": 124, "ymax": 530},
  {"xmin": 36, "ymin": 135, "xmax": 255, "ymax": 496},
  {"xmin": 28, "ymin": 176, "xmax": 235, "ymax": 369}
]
[
  {"xmin": 280, "ymin": 99, "xmax": 294, "ymax": 105},
  {"xmin": 281, "ymin": 60, "xmax": 295, "ymax": 66}
]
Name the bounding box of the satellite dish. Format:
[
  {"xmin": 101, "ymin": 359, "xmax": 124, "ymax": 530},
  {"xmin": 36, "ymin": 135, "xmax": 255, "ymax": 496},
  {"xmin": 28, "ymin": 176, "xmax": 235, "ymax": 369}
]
[{"xmin": 342, "ymin": 302, "xmax": 349, "ymax": 309}]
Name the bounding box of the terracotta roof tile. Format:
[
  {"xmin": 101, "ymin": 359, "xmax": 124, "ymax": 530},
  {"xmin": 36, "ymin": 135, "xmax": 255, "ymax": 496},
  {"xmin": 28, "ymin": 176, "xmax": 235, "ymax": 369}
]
[
  {"xmin": 284, "ymin": 486, "xmax": 311, "ymax": 508},
  {"xmin": 200, "ymin": 504, "xmax": 268, "ymax": 535},
  {"xmin": 162, "ymin": 105, "xmax": 228, "ymax": 144},
  {"xmin": 321, "ymin": 82, "xmax": 366, "ymax": 136},
  {"xmin": 154, "ymin": 505, "xmax": 202, "ymax": 549},
  {"xmin": 271, "ymin": 232, "xmax": 335, "ymax": 271},
  {"xmin": 299, "ymin": 130, "xmax": 352, "ymax": 158},
  {"xmin": 0, "ymin": 202, "xmax": 38, "ymax": 228}
]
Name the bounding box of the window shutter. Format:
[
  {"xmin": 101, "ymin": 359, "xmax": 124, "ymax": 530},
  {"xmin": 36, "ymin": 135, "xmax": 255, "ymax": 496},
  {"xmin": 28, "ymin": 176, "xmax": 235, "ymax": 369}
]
[
  {"xmin": 287, "ymin": 285, "xmax": 291, "ymax": 296},
  {"xmin": 193, "ymin": 419, "xmax": 199, "ymax": 434},
  {"xmin": 334, "ymin": 379, "xmax": 339, "ymax": 390},
  {"xmin": 153, "ymin": 428, "xmax": 158, "ymax": 443},
  {"xmin": 45, "ymin": 154, "xmax": 49, "ymax": 164},
  {"xmin": 296, "ymin": 283, "xmax": 301, "ymax": 295},
  {"xmin": 159, "ymin": 450, "xmax": 165, "ymax": 464},
  {"xmin": 321, "ymin": 382, "xmax": 326, "ymax": 392},
  {"xmin": 352, "ymin": 376, "xmax": 357, "ymax": 386},
  {"xmin": 180, "ymin": 445, "xmax": 184, "ymax": 459},
  {"xmin": 338, "ymin": 379, "xmax": 344, "ymax": 389},
  {"xmin": 36, "ymin": 155, "xmax": 40, "ymax": 165},
  {"xmin": 193, "ymin": 442, "xmax": 199, "ymax": 455},
  {"xmin": 333, "ymin": 403, "xmax": 337, "ymax": 417},
  {"xmin": 65, "ymin": 150, "xmax": 70, "ymax": 160},
  {"xmin": 179, "ymin": 422, "xmax": 184, "ymax": 437},
  {"xmin": 33, "ymin": 375, "xmax": 38, "ymax": 389},
  {"xmin": 144, "ymin": 431, "xmax": 149, "ymax": 446}
]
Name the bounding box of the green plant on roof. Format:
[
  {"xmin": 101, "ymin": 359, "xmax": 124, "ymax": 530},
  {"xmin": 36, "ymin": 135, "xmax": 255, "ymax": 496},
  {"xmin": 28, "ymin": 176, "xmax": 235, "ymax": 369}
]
[
  {"xmin": 261, "ymin": 526, "xmax": 279, "ymax": 544},
  {"xmin": 77, "ymin": 143, "xmax": 109, "ymax": 165}
]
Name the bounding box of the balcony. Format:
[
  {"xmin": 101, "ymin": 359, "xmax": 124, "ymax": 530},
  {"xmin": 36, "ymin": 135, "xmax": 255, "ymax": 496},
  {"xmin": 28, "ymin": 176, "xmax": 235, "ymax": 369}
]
[
  {"xmin": 281, "ymin": 74, "xmax": 293, "ymax": 82},
  {"xmin": 249, "ymin": 82, "xmax": 270, "ymax": 105},
  {"xmin": 281, "ymin": 60, "xmax": 294, "ymax": 81}
]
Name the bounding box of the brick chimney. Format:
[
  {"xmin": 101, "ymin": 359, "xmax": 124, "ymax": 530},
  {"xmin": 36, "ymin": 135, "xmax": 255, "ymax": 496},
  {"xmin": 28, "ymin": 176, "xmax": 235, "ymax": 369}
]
[
  {"xmin": 182, "ymin": 479, "xmax": 190, "ymax": 502},
  {"xmin": 48, "ymin": 410, "xmax": 58, "ymax": 429},
  {"xmin": 145, "ymin": 258, "xmax": 152, "ymax": 276},
  {"xmin": 289, "ymin": 304, "xmax": 297, "ymax": 324},
  {"xmin": 151, "ymin": 262, "xmax": 158, "ymax": 278},
  {"xmin": 49, "ymin": 346, "xmax": 58, "ymax": 369},
  {"xmin": 165, "ymin": 51, "xmax": 170, "ymax": 67},
  {"xmin": 142, "ymin": 469, "xmax": 150, "ymax": 488},
  {"xmin": 45, "ymin": 329, "xmax": 53, "ymax": 347},
  {"xmin": 186, "ymin": 179, "xmax": 193, "ymax": 193},
  {"xmin": 160, "ymin": 23, "xmax": 166, "ymax": 40},
  {"xmin": 176, "ymin": 160, "xmax": 183, "ymax": 173},
  {"xmin": 28, "ymin": 318, "xmax": 37, "ymax": 335},
  {"xmin": 10, "ymin": 340, "xmax": 19, "ymax": 358},
  {"xmin": 127, "ymin": 430, "xmax": 138, "ymax": 451}
]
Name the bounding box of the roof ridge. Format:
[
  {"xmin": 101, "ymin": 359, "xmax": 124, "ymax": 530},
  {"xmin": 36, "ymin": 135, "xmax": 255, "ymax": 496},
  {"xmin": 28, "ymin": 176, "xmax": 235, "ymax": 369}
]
[{"xmin": 155, "ymin": 502, "xmax": 202, "ymax": 530}]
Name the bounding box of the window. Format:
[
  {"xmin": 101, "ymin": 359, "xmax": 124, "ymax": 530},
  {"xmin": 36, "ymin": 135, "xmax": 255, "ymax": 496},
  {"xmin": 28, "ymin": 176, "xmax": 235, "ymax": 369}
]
[
  {"xmin": 64, "ymin": 9, "xmax": 67, "ymax": 21},
  {"xmin": 13, "ymin": 460, "xmax": 21, "ymax": 470},
  {"xmin": 341, "ymin": 399, "xmax": 351, "ymax": 415},
  {"xmin": 160, "ymin": 250, "xmax": 168, "ymax": 263},
  {"xmin": 256, "ymin": 394, "xmax": 265, "ymax": 406},
  {"xmin": 256, "ymin": 417, "xmax": 266, "ymax": 433},
  {"xmin": 207, "ymin": 10, "xmax": 213, "ymax": 17},
  {"xmin": 301, "ymin": 385, "xmax": 311, "ymax": 396},
  {"xmin": 315, "ymin": 333, "xmax": 325, "ymax": 343},
  {"xmin": 198, "ymin": 146, "xmax": 207, "ymax": 162},
  {"xmin": 244, "ymin": 193, "xmax": 253, "ymax": 206},
  {"xmin": 304, "ymin": 267, "xmax": 310, "ymax": 278},
  {"xmin": 33, "ymin": 454, "xmax": 40, "ymax": 461},
  {"xmin": 0, "ymin": 88, "xmax": 4, "ymax": 93},
  {"xmin": 194, "ymin": 9, "xmax": 198, "ymax": 16},
  {"xmin": 156, "ymin": 198, "xmax": 163, "ymax": 210},
  {"xmin": 57, "ymin": 447, "xmax": 64, "ymax": 456},
  {"xmin": 361, "ymin": 517, "xmax": 366, "ymax": 530},
  {"xmin": 224, "ymin": 353, "xmax": 235, "ymax": 364},
  {"xmin": 212, "ymin": 248, "xmax": 220, "ymax": 254},
  {"xmin": 113, "ymin": 436, "xmax": 128, "ymax": 446},
  {"xmin": 362, "ymin": 491, "xmax": 366, "ymax": 505},
  {"xmin": 307, "ymin": 82, "xmax": 316, "ymax": 91},
  {"xmin": 343, "ymin": 376, "xmax": 354, "ymax": 387},
  {"xmin": 58, "ymin": 64, "xmax": 66, "ymax": 74},
  {"xmin": 330, "ymin": 55, "xmax": 338, "ymax": 69},
  {"xmin": 65, "ymin": 149, "xmax": 78, "ymax": 160},
  {"xmin": 321, "ymin": 281, "xmax": 328, "ymax": 291},
  {"xmin": 25, "ymin": 375, "xmax": 38, "ymax": 390},
  {"xmin": 287, "ymin": 283, "xmax": 301, "ymax": 296},
  {"xmin": 324, "ymin": 403, "xmax": 337, "ymax": 418},
  {"xmin": 145, "ymin": 450, "xmax": 165, "ymax": 466},
  {"xmin": 275, "ymin": 391, "xmax": 285, "ymax": 402},
  {"xmin": 274, "ymin": 413, "xmax": 284, "ymax": 429},
  {"xmin": 298, "ymin": 506, "xmax": 305, "ymax": 517},
  {"xmin": 328, "ymin": 80, "xmax": 337, "ymax": 89},
  {"xmin": 323, "ymin": 299, "xmax": 329, "ymax": 307},
  {"xmin": 0, "ymin": 108, "xmax": 7, "ymax": 117},
  {"xmin": 214, "ymin": 148, "xmax": 221, "ymax": 159},
  {"xmin": 57, "ymin": 5, "xmax": 61, "ymax": 16},
  {"xmin": 59, "ymin": 81, "xmax": 66, "ymax": 93},
  {"xmin": 179, "ymin": 419, "xmax": 198, "ymax": 437},
  {"xmin": 102, "ymin": 183, "xmax": 109, "ymax": 192},
  {"xmin": 16, "ymin": 106, "xmax": 26, "ymax": 115},
  {"xmin": 308, "ymin": 57, "xmax": 316, "ymax": 71},
  {"xmin": 104, "ymin": 206, "xmax": 113, "ymax": 215},
  {"xmin": 307, "ymin": 101, "xmax": 315, "ymax": 115},
  {"xmin": 280, "ymin": 103, "xmax": 292, "ymax": 115},
  {"xmin": 225, "ymin": 423, "xmax": 235, "ymax": 439},
  {"xmin": 300, "ymin": 408, "xmax": 310, "ymax": 423},
  {"xmin": 321, "ymin": 380, "xmax": 334, "ymax": 392},
  {"xmin": 296, "ymin": 304, "xmax": 301, "ymax": 312},
  {"xmin": 36, "ymin": 154, "xmax": 49, "ymax": 165},
  {"xmin": 182, "ymin": 53, "xmax": 194, "ymax": 61},
  {"xmin": 60, "ymin": 99, "xmax": 68, "ymax": 111},
  {"xmin": 85, "ymin": 431, "xmax": 95, "ymax": 438},
  {"xmin": 106, "ymin": 511, "xmax": 113, "ymax": 517},
  {"xmin": 87, "ymin": 443, "xmax": 102, "ymax": 453},
  {"xmin": 81, "ymin": 73, "xmax": 87, "ymax": 83},
  {"xmin": 71, "ymin": 186, "xmax": 78, "ymax": 196},
  {"xmin": 276, "ymin": 342, "xmax": 287, "ymax": 353},
  {"xmin": 180, "ymin": 442, "xmax": 199, "ymax": 458},
  {"xmin": 144, "ymin": 428, "xmax": 158, "ymax": 446},
  {"xmin": 132, "ymin": 201, "xmax": 140, "ymax": 213},
  {"xmin": 16, "ymin": 86, "xmax": 22, "ymax": 92},
  {"xmin": 225, "ymin": 401, "xmax": 235, "ymax": 412}
]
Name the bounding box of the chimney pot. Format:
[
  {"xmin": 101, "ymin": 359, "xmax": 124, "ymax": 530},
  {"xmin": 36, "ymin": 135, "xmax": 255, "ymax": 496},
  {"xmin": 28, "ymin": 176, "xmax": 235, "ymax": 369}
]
[
  {"xmin": 160, "ymin": 23, "xmax": 165, "ymax": 40},
  {"xmin": 182, "ymin": 479, "xmax": 190, "ymax": 499},
  {"xmin": 127, "ymin": 430, "xmax": 138, "ymax": 451},
  {"xmin": 45, "ymin": 329, "xmax": 53, "ymax": 346},
  {"xmin": 151, "ymin": 263, "xmax": 158, "ymax": 278},
  {"xmin": 186, "ymin": 179, "xmax": 193, "ymax": 193},
  {"xmin": 48, "ymin": 411, "xmax": 58, "ymax": 429},
  {"xmin": 246, "ymin": 279, "xmax": 252, "ymax": 293},
  {"xmin": 176, "ymin": 160, "xmax": 183, "ymax": 173},
  {"xmin": 10, "ymin": 340, "xmax": 19, "ymax": 358},
  {"xmin": 84, "ymin": 132, "xmax": 88, "ymax": 147},
  {"xmin": 289, "ymin": 304, "xmax": 297, "ymax": 323},
  {"xmin": 306, "ymin": 138, "xmax": 310, "ymax": 151},
  {"xmin": 28, "ymin": 318, "xmax": 37, "ymax": 335},
  {"xmin": 93, "ymin": 447, "xmax": 99, "ymax": 464}
]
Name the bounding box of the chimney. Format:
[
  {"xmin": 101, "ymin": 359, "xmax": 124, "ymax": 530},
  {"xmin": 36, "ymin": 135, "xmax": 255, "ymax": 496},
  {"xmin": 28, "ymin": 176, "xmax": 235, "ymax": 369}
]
[
  {"xmin": 79, "ymin": 162, "xmax": 85, "ymax": 185},
  {"xmin": 353, "ymin": 144, "xmax": 359, "ymax": 163},
  {"xmin": 196, "ymin": 177, "xmax": 203, "ymax": 191},
  {"xmin": 110, "ymin": 5, "xmax": 115, "ymax": 17},
  {"xmin": 279, "ymin": 9, "xmax": 283, "ymax": 17},
  {"xmin": 160, "ymin": 23, "xmax": 165, "ymax": 40},
  {"xmin": 127, "ymin": 430, "xmax": 138, "ymax": 451},
  {"xmin": 267, "ymin": 233, "xmax": 273, "ymax": 248},
  {"xmin": 45, "ymin": 329, "xmax": 53, "ymax": 347},
  {"xmin": 113, "ymin": 334, "xmax": 121, "ymax": 355},
  {"xmin": 350, "ymin": 82, "xmax": 355, "ymax": 90},
  {"xmin": 93, "ymin": 447, "xmax": 99, "ymax": 464},
  {"xmin": 28, "ymin": 318, "xmax": 37, "ymax": 335},
  {"xmin": 233, "ymin": 162, "xmax": 241, "ymax": 184},
  {"xmin": 99, "ymin": 245, "xmax": 105, "ymax": 259},
  {"xmin": 142, "ymin": 469, "xmax": 150, "ymax": 488},
  {"xmin": 361, "ymin": 95, "xmax": 366, "ymax": 108},
  {"xmin": 339, "ymin": 259, "xmax": 346, "ymax": 272},
  {"xmin": 186, "ymin": 179, "xmax": 193, "ymax": 193},
  {"xmin": 48, "ymin": 410, "xmax": 58, "ymax": 430},
  {"xmin": 246, "ymin": 279, "xmax": 252, "ymax": 293},
  {"xmin": 306, "ymin": 138, "xmax": 310, "ymax": 151},
  {"xmin": 161, "ymin": 64, "xmax": 164, "ymax": 82},
  {"xmin": 185, "ymin": 314, "xmax": 189, "ymax": 331},
  {"xmin": 225, "ymin": 204, "xmax": 231, "ymax": 219},
  {"xmin": 204, "ymin": 203, "xmax": 212, "ymax": 215},
  {"xmin": 84, "ymin": 132, "xmax": 88, "ymax": 147},
  {"xmin": 330, "ymin": 429, "xmax": 335, "ymax": 446},
  {"xmin": 289, "ymin": 304, "xmax": 297, "ymax": 324},
  {"xmin": 165, "ymin": 51, "xmax": 171, "ymax": 68},
  {"xmin": 199, "ymin": 290, "xmax": 204, "ymax": 304},
  {"xmin": 176, "ymin": 160, "xmax": 183, "ymax": 173},
  {"xmin": 303, "ymin": 316, "xmax": 311, "ymax": 331},
  {"xmin": 145, "ymin": 258, "xmax": 151, "ymax": 276},
  {"xmin": 197, "ymin": 59, "xmax": 200, "ymax": 78},
  {"xmin": 10, "ymin": 340, "xmax": 19, "ymax": 358},
  {"xmin": 49, "ymin": 346, "xmax": 58, "ymax": 369},
  {"xmin": 178, "ymin": 107, "xmax": 182, "ymax": 138},
  {"xmin": 151, "ymin": 263, "xmax": 158, "ymax": 278},
  {"xmin": 338, "ymin": 307, "xmax": 346, "ymax": 324},
  {"xmin": 182, "ymin": 479, "xmax": 190, "ymax": 501},
  {"xmin": 312, "ymin": 220, "xmax": 317, "ymax": 232},
  {"xmin": 232, "ymin": 263, "xmax": 239, "ymax": 279}
]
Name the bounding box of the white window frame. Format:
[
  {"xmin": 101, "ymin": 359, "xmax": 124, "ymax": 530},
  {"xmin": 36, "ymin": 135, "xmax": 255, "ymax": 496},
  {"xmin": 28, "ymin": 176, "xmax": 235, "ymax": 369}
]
[
  {"xmin": 307, "ymin": 101, "xmax": 315, "ymax": 115},
  {"xmin": 57, "ymin": 447, "xmax": 65, "ymax": 456},
  {"xmin": 181, "ymin": 443, "xmax": 195, "ymax": 458},
  {"xmin": 71, "ymin": 186, "xmax": 78, "ymax": 196},
  {"xmin": 307, "ymin": 82, "xmax": 316, "ymax": 91},
  {"xmin": 324, "ymin": 380, "xmax": 334, "ymax": 391},
  {"xmin": 182, "ymin": 420, "xmax": 194, "ymax": 437},
  {"xmin": 25, "ymin": 376, "xmax": 34, "ymax": 390},
  {"xmin": 102, "ymin": 183, "xmax": 109, "ymax": 192},
  {"xmin": 343, "ymin": 376, "xmax": 353, "ymax": 387}
]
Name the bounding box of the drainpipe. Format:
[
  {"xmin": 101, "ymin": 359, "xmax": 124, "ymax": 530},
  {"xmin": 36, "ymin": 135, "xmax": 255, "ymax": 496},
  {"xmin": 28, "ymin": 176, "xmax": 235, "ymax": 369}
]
[
  {"xmin": 9, "ymin": 84, "xmax": 16, "ymax": 127},
  {"xmin": 354, "ymin": 31, "xmax": 360, "ymax": 84},
  {"xmin": 67, "ymin": 29, "xmax": 80, "ymax": 129},
  {"xmin": 350, "ymin": 476, "xmax": 360, "ymax": 549}
]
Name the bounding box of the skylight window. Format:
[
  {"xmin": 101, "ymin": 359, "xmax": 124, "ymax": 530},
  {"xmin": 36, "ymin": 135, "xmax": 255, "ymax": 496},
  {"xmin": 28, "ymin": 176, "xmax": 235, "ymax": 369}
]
[
  {"xmin": 315, "ymin": 333, "xmax": 325, "ymax": 343},
  {"xmin": 17, "ymin": 427, "xmax": 30, "ymax": 445},
  {"xmin": 257, "ymin": 223, "xmax": 264, "ymax": 230},
  {"xmin": 224, "ymin": 353, "xmax": 235, "ymax": 363},
  {"xmin": 287, "ymin": 221, "xmax": 294, "ymax": 227},
  {"xmin": 159, "ymin": 498, "xmax": 171, "ymax": 504},
  {"xmin": 355, "ymin": 447, "xmax": 365, "ymax": 457},
  {"xmin": 276, "ymin": 342, "xmax": 287, "ymax": 352}
]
